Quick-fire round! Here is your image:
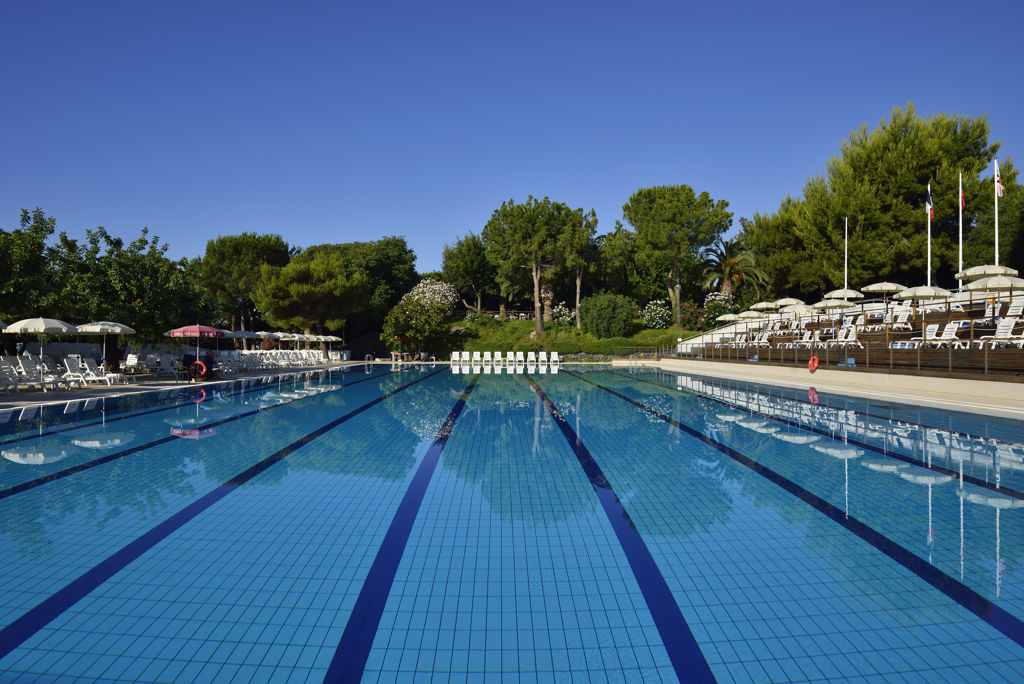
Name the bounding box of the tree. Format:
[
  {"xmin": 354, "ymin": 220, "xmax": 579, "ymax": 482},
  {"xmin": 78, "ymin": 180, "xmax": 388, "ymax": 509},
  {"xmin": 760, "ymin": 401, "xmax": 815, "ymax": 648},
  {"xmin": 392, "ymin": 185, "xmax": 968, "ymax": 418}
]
[
  {"xmin": 748, "ymin": 105, "xmax": 1001, "ymax": 298},
  {"xmin": 623, "ymin": 185, "xmax": 732, "ymax": 324},
  {"xmin": 596, "ymin": 221, "xmax": 633, "ymax": 296},
  {"xmin": 441, "ymin": 232, "xmax": 496, "ymax": 314},
  {"xmin": 334, "ymin": 236, "xmax": 417, "ymax": 338},
  {"xmin": 0, "ymin": 208, "xmax": 55, "ymax": 324},
  {"xmin": 700, "ymin": 237, "xmax": 767, "ymax": 298},
  {"xmin": 201, "ymin": 233, "xmax": 292, "ymax": 339},
  {"xmin": 482, "ymin": 196, "xmax": 576, "ymax": 336},
  {"xmin": 380, "ymin": 278, "xmax": 459, "ymax": 356},
  {"xmin": 560, "ymin": 208, "xmax": 597, "ymax": 328},
  {"xmin": 965, "ymin": 158, "xmax": 1022, "ymax": 270},
  {"xmin": 253, "ymin": 244, "xmax": 371, "ymax": 344}
]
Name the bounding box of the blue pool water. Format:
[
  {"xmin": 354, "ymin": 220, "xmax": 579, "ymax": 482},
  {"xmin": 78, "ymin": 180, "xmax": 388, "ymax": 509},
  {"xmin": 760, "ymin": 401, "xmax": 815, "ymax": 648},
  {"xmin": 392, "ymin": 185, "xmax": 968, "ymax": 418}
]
[{"xmin": 1, "ymin": 364, "xmax": 1023, "ymax": 681}]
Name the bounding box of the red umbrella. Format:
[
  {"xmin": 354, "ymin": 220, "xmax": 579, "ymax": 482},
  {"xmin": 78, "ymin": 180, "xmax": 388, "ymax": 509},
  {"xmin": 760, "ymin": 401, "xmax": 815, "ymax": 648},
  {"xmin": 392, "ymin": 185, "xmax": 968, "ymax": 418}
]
[{"xmin": 165, "ymin": 325, "xmax": 225, "ymax": 366}]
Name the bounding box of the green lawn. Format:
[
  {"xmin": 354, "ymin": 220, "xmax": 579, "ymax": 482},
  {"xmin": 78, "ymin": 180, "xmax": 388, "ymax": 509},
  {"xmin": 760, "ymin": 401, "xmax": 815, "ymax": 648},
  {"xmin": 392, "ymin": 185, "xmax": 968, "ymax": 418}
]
[{"xmin": 452, "ymin": 317, "xmax": 696, "ymax": 357}]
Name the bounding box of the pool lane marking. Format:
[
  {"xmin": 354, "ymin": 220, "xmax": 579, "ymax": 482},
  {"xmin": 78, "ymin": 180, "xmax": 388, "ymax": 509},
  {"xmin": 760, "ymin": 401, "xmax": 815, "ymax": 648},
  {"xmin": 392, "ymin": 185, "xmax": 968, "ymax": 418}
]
[
  {"xmin": 0, "ymin": 369, "xmax": 398, "ymax": 502},
  {"xmin": 0, "ymin": 368, "xmax": 379, "ymax": 449},
  {"xmin": 566, "ymin": 370, "xmax": 1024, "ymax": 650},
  {"xmin": 0, "ymin": 368, "xmax": 446, "ymax": 663},
  {"xmin": 524, "ymin": 374, "xmax": 716, "ymax": 684},
  {"xmin": 325, "ymin": 374, "xmax": 480, "ymax": 682},
  {"xmin": 607, "ymin": 369, "xmax": 1024, "ymax": 502}
]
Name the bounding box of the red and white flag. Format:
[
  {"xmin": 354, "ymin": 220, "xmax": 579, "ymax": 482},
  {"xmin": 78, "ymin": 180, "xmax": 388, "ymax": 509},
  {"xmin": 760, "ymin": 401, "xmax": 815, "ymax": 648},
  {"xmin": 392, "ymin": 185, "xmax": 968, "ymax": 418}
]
[
  {"xmin": 926, "ymin": 184, "xmax": 935, "ymax": 218},
  {"xmin": 960, "ymin": 175, "xmax": 965, "ymax": 209},
  {"xmin": 996, "ymin": 158, "xmax": 1005, "ymax": 198}
]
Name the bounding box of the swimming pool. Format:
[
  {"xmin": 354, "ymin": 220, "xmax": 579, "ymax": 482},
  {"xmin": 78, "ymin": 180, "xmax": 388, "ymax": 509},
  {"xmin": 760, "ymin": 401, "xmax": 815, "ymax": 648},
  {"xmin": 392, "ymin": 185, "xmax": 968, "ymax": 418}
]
[{"xmin": 1, "ymin": 365, "xmax": 1022, "ymax": 681}]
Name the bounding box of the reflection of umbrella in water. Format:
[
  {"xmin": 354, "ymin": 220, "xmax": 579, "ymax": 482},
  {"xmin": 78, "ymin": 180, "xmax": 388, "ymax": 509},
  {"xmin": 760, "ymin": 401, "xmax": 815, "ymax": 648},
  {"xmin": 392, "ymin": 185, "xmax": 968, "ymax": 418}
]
[
  {"xmin": 814, "ymin": 442, "xmax": 861, "ymax": 517},
  {"xmin": 71, "ymin": 431, "xmax": 135, "ymax": 449},
  {"xmin": 959, "ymin": 484, "xmax": 1024, "ymax": 596},
  {"xmin": 736, "ymin": 417, "xmax": 768, "ymax": 430},
  {"xmin": 171, "ymin": 427, "xmax": 217, "ymax": 439},
  {"xmin": 751, "ymin": 423, "xmax": 780, "ymax": 434},
  {"xmin": 900, "ymin": 469, "xmax": 953, "ymax": 560},
  {"xmin": 774, "ymin": 432, "xmax": 819, "ymax": 445},
  {"xmin": 860, "ymin": 457, "xmax": 906, "ymax": 474},
  {"xmin": 716, "ymin": 411, "xmax": 744, "ymax": 422},
  {"xmin": 2, "ymin": 438, "xmax": 74, "ymax": 465}
]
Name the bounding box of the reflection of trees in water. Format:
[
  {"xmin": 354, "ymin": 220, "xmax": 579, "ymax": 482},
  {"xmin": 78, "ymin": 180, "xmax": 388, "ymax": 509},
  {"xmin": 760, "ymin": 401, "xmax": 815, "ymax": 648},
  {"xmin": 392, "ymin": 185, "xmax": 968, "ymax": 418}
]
[
  {"xmin": 440, "ymin": 377, "xmax": 595, "ymax": 528},
  {"xmin": 1, "ymin": 445, "xmax": 196, "ymax": 561}
]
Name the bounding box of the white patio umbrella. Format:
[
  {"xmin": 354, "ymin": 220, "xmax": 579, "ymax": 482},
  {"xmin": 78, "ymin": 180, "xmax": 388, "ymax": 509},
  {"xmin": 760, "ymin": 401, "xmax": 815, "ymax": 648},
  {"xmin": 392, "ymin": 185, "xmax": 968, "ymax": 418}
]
[
  {"xmin": 5, "ymin": 317, "xmax": 77, "ymax": 334},
  {"xmin": 4, "ymin": 317, "xmax": 78, "ymax": 355},
  {"xmin": 737, "ymin": 310, "xmax": 765, "ymax": 319},
  {"xmin": 964, "ymin": 275, "xmax": 1024, "ymax": 292},
  {"xmin": 750, "ymin": 301, "xmax": 780, "ymax": 311},
  {"xmin": 812, "ymin": 299, "xmax": 855, "ymax": 310},
  {"xmin": 774, "ymin": 297, "xmax": 804, "ymax": 307},
  {"xmin": 715, "ymin": 313, "xmax": 739, "ymax": 322},
  {"xmin": 955, "ymin": 264, "xmax": 1018, "ymax": 281},
  {"xmin": 894, "ymin": 285, "xmax": 953, "ymax": 301},
  {"xmin": 781, "ymin": 303, "xmax": 814, "ymax": 314},
  {"xmin": 76, "ymin": 321, "xmax": 136, "ymax": 367},
  {"xmin": 825, "ymin": 288, "xmax": 863, "ymax": 300}
]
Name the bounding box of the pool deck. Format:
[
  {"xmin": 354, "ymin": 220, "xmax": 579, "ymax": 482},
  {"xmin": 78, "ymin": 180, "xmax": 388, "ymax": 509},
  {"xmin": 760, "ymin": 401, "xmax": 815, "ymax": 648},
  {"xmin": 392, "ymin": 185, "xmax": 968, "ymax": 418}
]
[
  {"xmin": 0, "ymin": 363, "xmax": 359, "ymax": 411},
  {"xmin": 621, "ymin": 358, "xmax": 1024, "ymax": 420}
]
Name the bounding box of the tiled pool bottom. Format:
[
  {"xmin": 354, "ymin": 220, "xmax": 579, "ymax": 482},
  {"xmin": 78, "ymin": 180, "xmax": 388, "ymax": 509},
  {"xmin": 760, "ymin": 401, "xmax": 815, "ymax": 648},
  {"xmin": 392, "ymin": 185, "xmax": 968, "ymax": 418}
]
[{"xmin": 1, "ymin": 365, "xmax": 1023, "ymax": 681}]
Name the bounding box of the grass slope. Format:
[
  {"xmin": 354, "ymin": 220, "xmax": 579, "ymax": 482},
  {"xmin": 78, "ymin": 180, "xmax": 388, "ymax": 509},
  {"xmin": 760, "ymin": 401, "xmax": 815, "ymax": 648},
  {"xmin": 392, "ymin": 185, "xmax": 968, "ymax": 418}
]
[{"xmin": 455, "ymin": 318, "xmax": 695, "ymax": 356}]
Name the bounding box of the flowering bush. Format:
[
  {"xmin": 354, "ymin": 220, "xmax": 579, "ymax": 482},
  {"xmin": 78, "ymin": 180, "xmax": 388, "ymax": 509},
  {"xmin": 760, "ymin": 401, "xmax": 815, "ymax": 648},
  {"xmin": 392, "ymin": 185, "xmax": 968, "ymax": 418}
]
[
  {"xmin": 550, "ymin": 302, "xmax": 575, "ymax": 326},
  {"xmin": 381, "ymin": 278, "xmax": 460, "ymax": 354},
  {"xmin": 640, "ymin": 301, "xmax": 672, "ymax": 329},
  {"xmin": 676, "ymin": 293, "xmax": 737, "ymax": 331}
]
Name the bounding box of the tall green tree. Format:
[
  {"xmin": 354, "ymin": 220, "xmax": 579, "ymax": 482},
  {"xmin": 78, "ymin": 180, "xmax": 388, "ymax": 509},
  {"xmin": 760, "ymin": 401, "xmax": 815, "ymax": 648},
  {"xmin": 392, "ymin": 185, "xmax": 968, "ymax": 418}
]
[
  {"xmin": 441, "ymin": 232, "xmax": 496, "ymax": 313},
  {"xmin": 201, "ymin": 233, "xmax": 292, "ymax": 336},
  {"xmin": 335, "ymin": 236, "xmax": 417, "ymax": 337},
  {"xmin": 0, "ymin": 208, "xmax": 55, "ymax": 322},
  {"xmin": 700, "ymin": 237, "xmax": 766, "ymax": 297},
  {"xmin": 253, "ymin": 244, "xmax": 371, "ymax": 342},
  {"xmin": 560, "ymin": 208, "xmax": 598, "ymax": 328},
  {"xmin": 746, "ymin": 104, "xmax": 1002, "ymax": 298},
  {"xmin": 623, "ymin": 185, "xmax": 732, "ymax": 322},
  {"xmin": 482, "ymin": 196, "xmax": 576, "ymax": 335},
  {"xmin": 965, "ymin": 158, "xmax": 1022, "ymax": 270}
]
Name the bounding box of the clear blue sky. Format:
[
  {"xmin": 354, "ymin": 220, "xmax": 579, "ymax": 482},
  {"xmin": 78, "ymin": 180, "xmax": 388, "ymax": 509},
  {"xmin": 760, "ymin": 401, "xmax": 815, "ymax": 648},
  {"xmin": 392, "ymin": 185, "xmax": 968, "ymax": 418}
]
[{"xmin": 2, "ymin": 0, "xmax": 1021, "ymax": 272}]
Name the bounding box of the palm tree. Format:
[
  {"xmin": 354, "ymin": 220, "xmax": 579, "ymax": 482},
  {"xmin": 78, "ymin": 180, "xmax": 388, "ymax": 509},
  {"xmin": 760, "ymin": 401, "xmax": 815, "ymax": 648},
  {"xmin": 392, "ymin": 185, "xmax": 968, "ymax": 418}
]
[{"xmin": 700, "ymin": 238, "xmax": 766, "ymax": 297}]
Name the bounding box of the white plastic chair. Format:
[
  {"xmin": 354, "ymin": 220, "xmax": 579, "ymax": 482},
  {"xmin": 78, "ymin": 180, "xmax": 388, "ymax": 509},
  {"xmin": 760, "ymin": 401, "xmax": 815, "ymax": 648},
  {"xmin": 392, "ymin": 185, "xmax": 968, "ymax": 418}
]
[
  {"xmin": 538, "ymin": 351, "xmax": 548, "ymax": 364},
  {"xmin": 515, "ymin": 351, "xmax": 525, "ymax": 364},
  {"xmin": 471, "ymin": 351, "xmax": 482, "ymax": 364},
  {"xmin": 550, "ymin": 351, "xmax": 560, "ymax": 365},
  {"xmin": 526, "ymin": 351, "xmax": 537, "ymax": 364},
  {"xmin": 482, "ymin": 351, "xmax": 492, "ymax": 365},
  {"xmin": 493, "ymin": 351, "xmax": 503, "ymax": 366}
]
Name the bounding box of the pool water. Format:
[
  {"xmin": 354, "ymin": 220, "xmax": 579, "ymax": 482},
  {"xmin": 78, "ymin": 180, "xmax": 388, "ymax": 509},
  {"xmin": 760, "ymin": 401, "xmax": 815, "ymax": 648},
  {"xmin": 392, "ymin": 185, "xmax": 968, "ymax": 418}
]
[{"xmin": 1, "ymin": 365, "xmax": 1022, "ymax": 681}]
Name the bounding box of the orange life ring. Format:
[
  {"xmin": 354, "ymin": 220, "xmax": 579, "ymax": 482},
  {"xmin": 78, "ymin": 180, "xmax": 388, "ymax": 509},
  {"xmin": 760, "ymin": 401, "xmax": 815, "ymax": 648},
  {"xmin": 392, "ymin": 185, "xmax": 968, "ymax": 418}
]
[
  {"xmin": 191, "ymin": 360, "xmax": 207, "ymax": 378},
  {"xmin": 808, "ymin": 388, "xmax": 819, "ymax": 405},
  {"xmin": 808, "ymin": 355, "xmax": 819, "ymax": 372}
]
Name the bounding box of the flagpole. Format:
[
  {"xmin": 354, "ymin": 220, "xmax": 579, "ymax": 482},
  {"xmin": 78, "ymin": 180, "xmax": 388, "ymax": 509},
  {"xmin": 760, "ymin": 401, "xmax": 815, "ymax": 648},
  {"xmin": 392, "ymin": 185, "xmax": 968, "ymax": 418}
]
[
  {"xmin": 958, "ymin": 170, "xmax": 963, "ymax": 290},
  {"xmin": 995, "ymin": 158, "xmax": 1000, "ymax": 266},
  {"xmin": 844, "ymin": 216, "xmax": 848, "ymax": 290},
  {"xmin": 927, "ymin": 183, "xmax": 932, "ymax": 287}
]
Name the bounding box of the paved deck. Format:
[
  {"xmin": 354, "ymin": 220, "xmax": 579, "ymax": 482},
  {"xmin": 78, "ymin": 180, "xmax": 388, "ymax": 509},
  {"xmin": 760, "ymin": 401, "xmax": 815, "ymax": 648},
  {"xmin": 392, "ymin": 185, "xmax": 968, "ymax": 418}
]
[{"xmin": 622, "ymin": 358, "xmax": 1024, "ymax": 420}]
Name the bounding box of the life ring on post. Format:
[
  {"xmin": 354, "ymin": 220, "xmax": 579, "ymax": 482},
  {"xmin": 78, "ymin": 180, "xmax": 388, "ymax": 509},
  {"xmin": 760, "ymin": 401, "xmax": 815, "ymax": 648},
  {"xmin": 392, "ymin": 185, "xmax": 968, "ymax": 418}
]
[
  {"xmin": 191, "ymin": 360, "xmax": 207, "ymax": 379},
  {"xmin": 807, "ymin": 355, "xmax": 819, "ymax": 373}
]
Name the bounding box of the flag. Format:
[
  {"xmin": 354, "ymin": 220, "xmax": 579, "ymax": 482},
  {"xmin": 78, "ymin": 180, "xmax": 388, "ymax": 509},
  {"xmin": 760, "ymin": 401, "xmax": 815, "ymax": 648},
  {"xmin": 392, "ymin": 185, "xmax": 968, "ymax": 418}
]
[
  {"xmin": 960, "ymin": 178, "xmax": 965, "ymax": 209},
  {"xmin": 926, "ymin": 184, "xmax": 934, "ymax": 218},
  {"xmin": 996, "ymin": 158, "xmax": 1005, "ymax": 198}
]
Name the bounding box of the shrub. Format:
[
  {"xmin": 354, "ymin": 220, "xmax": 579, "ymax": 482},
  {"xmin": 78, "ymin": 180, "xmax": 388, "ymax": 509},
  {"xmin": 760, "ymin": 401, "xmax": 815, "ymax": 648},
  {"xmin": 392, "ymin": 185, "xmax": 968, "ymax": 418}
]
[
  {"xmin": 579, "ymin": 293, "xmax": 639, "ymax": 338},
  {"xmin": 640, "ymin": 301, "xmax": 672, "ymax": 329},
  {"xmin": 550, "ymin": 301, "xmax": 575, "ymax": 326}
]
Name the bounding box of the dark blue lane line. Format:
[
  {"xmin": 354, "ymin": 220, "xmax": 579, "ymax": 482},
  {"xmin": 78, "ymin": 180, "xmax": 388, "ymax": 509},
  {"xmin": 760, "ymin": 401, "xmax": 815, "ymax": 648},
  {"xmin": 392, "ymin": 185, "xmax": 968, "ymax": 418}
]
[
  {"xmin": 325, "ymin": 374, "xmax": 480, "ymax": 683},
  {"xmin": 607, "ymin": 368, "xmax": 1024, "ymax": 502},
  {"xmin": 567, "ymin": 370, "xmax": 1024, "ymax": 650},
  {"xmin": 0, "ymin": 369, "xmax": 397, "ymax": 502},
  {"xmin": 0, "ymin": 368, "xmax": 446, "ymax": 663},
  {"xmin": 525, "ymin": 374, "xmax": 715, "ymax": 683},
  {"xmin": 0, "ymin": 367, "xmax": 379, "ymax": 448}
]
